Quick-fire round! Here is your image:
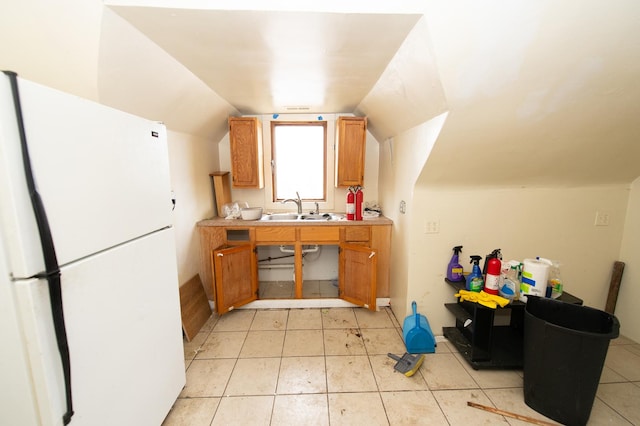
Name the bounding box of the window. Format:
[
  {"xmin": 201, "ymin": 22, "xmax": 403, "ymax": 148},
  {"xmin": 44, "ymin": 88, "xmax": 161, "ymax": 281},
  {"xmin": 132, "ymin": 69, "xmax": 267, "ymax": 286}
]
[{"xmin": 271, "ymin": 121, "xmax": 327, "ymax": 201}]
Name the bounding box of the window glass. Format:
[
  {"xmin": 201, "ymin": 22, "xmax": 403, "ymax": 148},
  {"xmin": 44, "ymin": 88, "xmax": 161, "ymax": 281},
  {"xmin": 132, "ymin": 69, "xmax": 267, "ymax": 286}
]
[{"xmin": 271, "ymin": 122, "xmax": 326, "ymax": 201}]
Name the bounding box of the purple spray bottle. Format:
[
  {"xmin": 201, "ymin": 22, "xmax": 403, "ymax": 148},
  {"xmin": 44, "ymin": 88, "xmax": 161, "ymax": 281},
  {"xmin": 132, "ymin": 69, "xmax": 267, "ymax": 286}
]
[{"xmin": 447, "ymin": 245, "xmax": 464, "ymax": 282}]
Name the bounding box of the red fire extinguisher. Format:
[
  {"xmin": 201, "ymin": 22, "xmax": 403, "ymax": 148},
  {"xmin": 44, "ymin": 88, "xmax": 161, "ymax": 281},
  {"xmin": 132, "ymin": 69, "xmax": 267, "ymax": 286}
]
[
  {"xmin": 484, "ymin": 248, "xmax": 502, "ymax": 295},
  {"xmin": 346, "ymin": 187, "xmax": 355, "ymax": 221},
  {"xmin": 355, "ymin": 186, "xmax": 363, "ymax": 221}
]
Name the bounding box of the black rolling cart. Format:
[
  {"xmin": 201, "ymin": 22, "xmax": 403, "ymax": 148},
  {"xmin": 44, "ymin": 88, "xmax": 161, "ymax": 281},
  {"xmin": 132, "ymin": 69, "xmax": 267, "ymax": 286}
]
[{"xmin": 442, "ymin": 278, "xmax": 583, "ymax": 370}]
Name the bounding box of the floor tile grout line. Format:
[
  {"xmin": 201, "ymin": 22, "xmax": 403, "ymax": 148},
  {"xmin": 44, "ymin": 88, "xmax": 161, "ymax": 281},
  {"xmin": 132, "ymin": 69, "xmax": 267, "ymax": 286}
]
[
  {"xmin": 482, "ymin": 388, "xmax": 518, "ymax": 425},
  {"xmin": 593, "ymin": 392, "xmax": 635, "ymax": 426},
  {"xmin": 321, "ymin": 321, "xmax": 329, "ymax": 398}
]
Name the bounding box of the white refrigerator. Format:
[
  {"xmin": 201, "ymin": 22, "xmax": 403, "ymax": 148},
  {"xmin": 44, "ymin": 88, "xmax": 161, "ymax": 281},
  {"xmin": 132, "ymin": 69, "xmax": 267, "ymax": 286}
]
[{"xmin": 0, "ymin": 72, "xmax": 185, "ymax": 425}]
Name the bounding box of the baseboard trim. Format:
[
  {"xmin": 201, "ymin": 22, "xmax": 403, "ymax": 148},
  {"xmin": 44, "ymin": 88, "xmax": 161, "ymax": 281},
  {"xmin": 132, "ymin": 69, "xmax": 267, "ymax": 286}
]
[{"xmin": 233, "ymin": 297, "xmax": 391, "ymax": 311}]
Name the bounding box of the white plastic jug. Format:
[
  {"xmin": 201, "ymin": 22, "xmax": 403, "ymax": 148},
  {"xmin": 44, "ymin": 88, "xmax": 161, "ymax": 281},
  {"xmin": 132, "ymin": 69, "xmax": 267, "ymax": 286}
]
[{"xmin": 520, "ymin": 258, "xmax": 551, "ymax": 301}]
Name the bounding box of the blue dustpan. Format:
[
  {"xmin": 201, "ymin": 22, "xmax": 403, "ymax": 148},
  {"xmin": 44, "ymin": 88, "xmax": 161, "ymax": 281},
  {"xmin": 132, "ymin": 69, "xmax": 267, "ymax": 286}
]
[{"xmin": 402, "ymin": 301, "xmax": 436, "ymax": 353}]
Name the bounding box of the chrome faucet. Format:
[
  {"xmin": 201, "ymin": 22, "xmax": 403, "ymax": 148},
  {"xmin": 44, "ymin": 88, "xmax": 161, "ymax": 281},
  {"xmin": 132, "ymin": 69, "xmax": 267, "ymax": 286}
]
[{"xmin": 282, "ymin": 191, "xmax": 302, "ymax": 214}]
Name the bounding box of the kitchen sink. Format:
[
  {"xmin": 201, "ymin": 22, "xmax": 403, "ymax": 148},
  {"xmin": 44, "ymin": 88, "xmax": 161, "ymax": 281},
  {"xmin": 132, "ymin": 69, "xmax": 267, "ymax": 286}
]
[
  {"xmin": 260, "ymin": 213, "xmax": 299, "ymax": 221},
  {"xmin": 300, "ymin": 214, "xmax": 329, "ymax": 221},
  {"xmin": 260, "ymin": 213, "xmax": 344, "ymax": 221}
]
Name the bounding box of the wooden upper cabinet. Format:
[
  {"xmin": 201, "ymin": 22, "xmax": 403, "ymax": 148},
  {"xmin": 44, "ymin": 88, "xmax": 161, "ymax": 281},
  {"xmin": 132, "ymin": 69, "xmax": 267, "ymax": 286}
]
[
  {"xmin": 335, "ymin": 116, "xmax": 367, "ymax": 187},
  {"xmin": 229, "ymin": 117, "xmax": 264, "ymax": 188}
]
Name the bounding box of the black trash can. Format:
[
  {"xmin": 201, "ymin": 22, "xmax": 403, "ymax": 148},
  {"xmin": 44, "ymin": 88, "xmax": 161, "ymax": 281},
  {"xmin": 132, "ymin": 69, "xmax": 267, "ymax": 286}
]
[{"xmin": 523, "ymin": 296, "xmax": 619, "ymax": 426}]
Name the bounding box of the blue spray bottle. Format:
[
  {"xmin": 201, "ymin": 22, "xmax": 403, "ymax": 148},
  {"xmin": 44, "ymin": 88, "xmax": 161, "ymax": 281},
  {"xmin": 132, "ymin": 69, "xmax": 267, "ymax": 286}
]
[
  {"xmin": 466, "ymin": 255, "xmax": 484, "ymax": 292},
  {"xmin": 447, "ymin": 246, "xmax": 464, "ymax": 282}
]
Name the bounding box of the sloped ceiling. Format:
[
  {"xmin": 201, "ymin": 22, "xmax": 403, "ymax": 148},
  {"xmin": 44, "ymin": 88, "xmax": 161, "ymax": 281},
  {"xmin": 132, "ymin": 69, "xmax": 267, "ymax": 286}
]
[
  {"xmin": 108, "ymin": 6, "xmax": 421, "ymax": 116},
  {"xmin": 418, "ymin": 1, "xmax": 640, "ymax": 187},
  {"xmin": 103, "ymin": 1, "xmax": 640, "ymax": 186}
]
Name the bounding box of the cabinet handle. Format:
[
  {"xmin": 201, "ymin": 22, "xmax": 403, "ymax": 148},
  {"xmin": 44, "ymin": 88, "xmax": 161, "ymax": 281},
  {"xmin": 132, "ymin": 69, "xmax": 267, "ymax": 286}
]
[
  {"xmin": 217, "ymin": 253, "xmax": 224, "ymax": 257},
  {"xmin": 369, "ymin": 252, "xmax": 376, "ymax": 259}
]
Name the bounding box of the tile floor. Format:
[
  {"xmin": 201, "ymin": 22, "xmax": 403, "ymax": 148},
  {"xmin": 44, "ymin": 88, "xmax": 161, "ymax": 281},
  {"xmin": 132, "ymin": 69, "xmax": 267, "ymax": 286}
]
[
  {"xmin": 163, "ymin": 307, "xmax": 640, "ymax": 425},
  {"xmin": 259, "ymin": 280, "xmax": 339, "ymax": 299}
]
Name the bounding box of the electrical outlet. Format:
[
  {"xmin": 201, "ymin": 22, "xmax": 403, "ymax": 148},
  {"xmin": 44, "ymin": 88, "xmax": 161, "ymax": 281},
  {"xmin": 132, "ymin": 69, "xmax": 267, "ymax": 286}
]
[
  {"xmin": 595, "ymin": 211, "xmax": 610, "ymax": 226},
  {"xmin": 399, "ymin": 200, "xmax": 406, "ymax": 214},
  {"xmin": 425, "ymin": 220, "xmax": 440, "ymax": 234}
]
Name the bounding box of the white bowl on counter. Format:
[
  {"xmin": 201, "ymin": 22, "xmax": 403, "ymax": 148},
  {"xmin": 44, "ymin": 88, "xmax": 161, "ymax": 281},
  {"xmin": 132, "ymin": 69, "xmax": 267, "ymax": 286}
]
[{"xmin": 240, "ymin": 207, "xmax": 263, "ymax": 220}]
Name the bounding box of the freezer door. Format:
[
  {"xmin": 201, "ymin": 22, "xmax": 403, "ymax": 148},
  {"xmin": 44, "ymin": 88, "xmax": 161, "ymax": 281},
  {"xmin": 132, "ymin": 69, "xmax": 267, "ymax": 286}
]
[
  {"xmin": 10, "ymin": 228, "xmax": 185, "ymax": 426},
  {"xmin": 0, "ymin": 75, "xmax": 172, "ymax": 278}
]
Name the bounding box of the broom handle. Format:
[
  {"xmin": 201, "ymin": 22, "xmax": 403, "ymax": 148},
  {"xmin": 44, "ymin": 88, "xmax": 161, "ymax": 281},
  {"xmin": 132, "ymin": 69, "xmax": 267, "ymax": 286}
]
[
  {"xmin": 387, "ymin": 353, "xmax": 402, "ymax": 362},
  {"xmin": 467, "ymin": 402, "xmax": 557, "ymax": 426}
]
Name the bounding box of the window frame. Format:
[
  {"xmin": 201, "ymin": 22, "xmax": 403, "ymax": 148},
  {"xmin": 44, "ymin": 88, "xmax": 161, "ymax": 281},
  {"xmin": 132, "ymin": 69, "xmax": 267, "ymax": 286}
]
[
  {"xmin": 261, "ymin": 114, "xmax": 337, "ymax": 213},
  {"xmin": 270, "ymin": 120, "xmax": 328, "ymax": 203}
]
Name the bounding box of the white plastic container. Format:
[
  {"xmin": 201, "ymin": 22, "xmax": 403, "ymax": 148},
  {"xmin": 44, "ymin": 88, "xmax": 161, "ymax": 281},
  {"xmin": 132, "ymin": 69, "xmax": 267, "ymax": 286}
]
[
  {"xmin": 520, "ymin": 258, "xmax": 551, "ymax": 301},
  {"xmin": 240, "ymin": 207, "xmax": 263, "ymax": 220}
]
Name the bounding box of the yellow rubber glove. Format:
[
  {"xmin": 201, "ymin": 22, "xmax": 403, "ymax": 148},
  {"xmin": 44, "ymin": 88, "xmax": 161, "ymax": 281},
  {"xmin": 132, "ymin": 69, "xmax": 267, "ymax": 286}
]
[{"xmin": 454, "ymin": 290, "xmax": 510, "ymax": 309}]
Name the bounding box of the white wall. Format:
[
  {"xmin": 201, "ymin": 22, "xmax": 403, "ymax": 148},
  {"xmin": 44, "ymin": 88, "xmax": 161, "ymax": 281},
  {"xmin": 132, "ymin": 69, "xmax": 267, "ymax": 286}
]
[
  {"xmin": 406, "ymin": 185, "xmax": 629, "ymax": 335},
  {"xmin": 377, "ymin": 113, "xmax": 448, "ymax": 319},
  {"xmin": 0, "ymin": 0, "xmax": 102, "ymax": 100},
  {"xmin": 617, "ymin": 177, "xmax": 640, "ymax": 342},
  {"xmin": 166, "ymin": 130, "xmax": 219, "ymax": 285}
]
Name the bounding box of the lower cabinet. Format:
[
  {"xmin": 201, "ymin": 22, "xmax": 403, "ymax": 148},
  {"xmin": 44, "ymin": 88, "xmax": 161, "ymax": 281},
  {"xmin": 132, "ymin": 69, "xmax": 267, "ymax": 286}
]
[
  {"xmin": 200, "ymin": 224, "xmax": 389, "ymax": 315},
  {"xmin": 213, "ymin": 244, "xmax": 258, "ymax": 314},
  {"xmin": 340, "ymin": 243, "xmax": 377, "ymax": 310}
]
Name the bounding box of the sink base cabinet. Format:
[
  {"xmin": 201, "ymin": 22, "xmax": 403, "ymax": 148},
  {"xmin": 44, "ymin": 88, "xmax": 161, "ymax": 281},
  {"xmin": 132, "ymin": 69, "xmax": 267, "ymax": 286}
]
[{"xmin": 198, "ymin": 223, "xmax": 390, "ymax": 315}]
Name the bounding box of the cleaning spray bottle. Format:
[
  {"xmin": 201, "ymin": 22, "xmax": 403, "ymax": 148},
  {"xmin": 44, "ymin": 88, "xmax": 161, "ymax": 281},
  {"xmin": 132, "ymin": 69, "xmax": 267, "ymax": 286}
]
[
  {"xmin": 484, "ymin": 249, "xmax": 502, "ymax": 295},
  {"xmin": 499, "ymin": 260, "xmax": 522, "ymax": 301},
  {"xmin": 466, "ymin": 255, "xmax": 484, "ymax": 292},
  {"xmin": 447, "ymin": 246, "xmax": 464, "ymax": 282}
]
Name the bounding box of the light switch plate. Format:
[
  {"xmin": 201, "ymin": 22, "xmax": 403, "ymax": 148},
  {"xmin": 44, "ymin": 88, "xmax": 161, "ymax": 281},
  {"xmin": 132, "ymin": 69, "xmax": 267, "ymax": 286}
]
[
  {"xmin": 595, "ymin": 211, "xmax": 610, "ymax": 226},
  {"xmin": 425, "ymin": 220, "xmax": 440, "ymax": 234}
]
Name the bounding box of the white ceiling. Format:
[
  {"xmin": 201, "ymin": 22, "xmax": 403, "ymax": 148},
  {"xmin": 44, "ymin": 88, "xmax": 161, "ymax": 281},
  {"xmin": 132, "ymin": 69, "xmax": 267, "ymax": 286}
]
[
  {"xmin": 109, "ymin": 6, "xmax": 421, "ymax": 115},
  {"xmin": 102, "ymin": 1, "xmax": 640, "ymax": 187},
  {"xmin": 3, "ymin": 1, "xmax": 638, "ymax": 188}
]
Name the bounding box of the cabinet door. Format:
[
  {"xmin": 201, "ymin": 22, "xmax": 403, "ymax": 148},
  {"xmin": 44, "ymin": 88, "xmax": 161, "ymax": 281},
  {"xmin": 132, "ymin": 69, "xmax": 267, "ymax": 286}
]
[
  {"xmin": 335, "ymin": 117, "xmax": 366, "ymax": 187},
  {"xmin": 229, "ymin": 117, "xmax": 264, "ymax": 188},
  {"xmin": 213, "ymin": 244, "xmax": 257, "ymax": 315},
  {"xmin": 339, "ymin": 243, "xmax": 377, "ymax": 311}
]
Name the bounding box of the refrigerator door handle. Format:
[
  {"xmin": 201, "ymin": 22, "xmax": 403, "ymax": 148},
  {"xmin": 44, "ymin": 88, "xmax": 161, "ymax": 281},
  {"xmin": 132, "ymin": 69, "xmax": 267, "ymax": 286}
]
[{"xmin": 4, "ymin": 70, "xmax": 74, "ymax": 425}]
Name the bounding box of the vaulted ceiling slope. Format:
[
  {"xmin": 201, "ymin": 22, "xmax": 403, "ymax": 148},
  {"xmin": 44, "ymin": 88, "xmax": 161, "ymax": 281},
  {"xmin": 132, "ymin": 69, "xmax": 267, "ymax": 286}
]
[
  {"xmin": 419, "ymin": 1, "xmax": 640, "ymax": 187},
  {"xmin": 107, "ymin": 3, "xmax": 427, "ymax": 139},
  {"xmin": 105, "ymin": 1, "xmax": 640, "ymax": 186}
]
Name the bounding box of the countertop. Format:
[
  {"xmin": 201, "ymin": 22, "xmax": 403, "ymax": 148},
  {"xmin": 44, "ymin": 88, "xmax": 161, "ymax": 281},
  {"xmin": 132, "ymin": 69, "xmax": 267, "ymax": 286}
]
[{"xmin": 197, "ymin": 214, "xmax": 393, "ymax": 227}]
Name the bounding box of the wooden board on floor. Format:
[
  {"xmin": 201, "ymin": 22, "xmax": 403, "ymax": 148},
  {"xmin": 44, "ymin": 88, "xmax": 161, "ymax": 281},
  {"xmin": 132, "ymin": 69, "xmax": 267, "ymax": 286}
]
[{"xmin": 179, "ymin": 274, "xmax": 212, "ymax": 342}]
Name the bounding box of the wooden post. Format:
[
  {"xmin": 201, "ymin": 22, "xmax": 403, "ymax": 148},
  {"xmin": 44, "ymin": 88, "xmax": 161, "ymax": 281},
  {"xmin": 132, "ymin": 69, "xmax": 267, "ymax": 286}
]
[{"xmin": 605, "ymin": 261, "xmax": 625, "ymax": 314}]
